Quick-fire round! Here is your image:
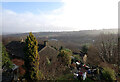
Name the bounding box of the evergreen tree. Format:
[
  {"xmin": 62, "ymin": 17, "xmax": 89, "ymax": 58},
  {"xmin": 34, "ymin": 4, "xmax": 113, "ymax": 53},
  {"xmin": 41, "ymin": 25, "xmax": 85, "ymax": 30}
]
[
  {"xmin": 81, "ymin": 45, "xmax": 88, "ymax": 54},
  {"xmin": 24, "ymin": 32, "xmax": 40, "ymax": 80},
  {"xmin": 2, "ymin": 44, "xmax": 13, "ymax": 70}
]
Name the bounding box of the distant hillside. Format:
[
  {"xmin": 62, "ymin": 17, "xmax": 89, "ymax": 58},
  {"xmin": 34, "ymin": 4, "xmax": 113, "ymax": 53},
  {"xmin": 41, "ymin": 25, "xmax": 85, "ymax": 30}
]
[
  {"xmin": 3, "ymin": 29, "xmax": 118, "ymax": 37},
  {"xmin": 2, "ymin": 29, "xmax": 118, "ymax": 53}
]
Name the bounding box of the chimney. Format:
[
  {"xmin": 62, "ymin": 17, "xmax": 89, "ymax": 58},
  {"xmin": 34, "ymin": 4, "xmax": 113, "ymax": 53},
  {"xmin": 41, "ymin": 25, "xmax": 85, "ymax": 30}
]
[{"xmin": 44, "ymin": 41, "xmax": 48, "ymax": 46}]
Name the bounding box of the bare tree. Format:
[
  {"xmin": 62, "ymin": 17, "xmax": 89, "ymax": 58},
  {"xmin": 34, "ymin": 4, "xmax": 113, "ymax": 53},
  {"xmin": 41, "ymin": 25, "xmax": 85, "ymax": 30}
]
[
  {"xmin": 87, "ymin": 45, "xmax": 102, "ymax": 65},
  {"xmin": 94, "ymin": 33, "xmax": 118, "ymax": 64}
]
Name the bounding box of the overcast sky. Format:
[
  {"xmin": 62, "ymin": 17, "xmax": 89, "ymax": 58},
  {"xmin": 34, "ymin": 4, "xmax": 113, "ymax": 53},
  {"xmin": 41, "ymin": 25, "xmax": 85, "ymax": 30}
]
[{"xmin": 1, "ymin": 0, "xmax": 119, "ymax": 34}]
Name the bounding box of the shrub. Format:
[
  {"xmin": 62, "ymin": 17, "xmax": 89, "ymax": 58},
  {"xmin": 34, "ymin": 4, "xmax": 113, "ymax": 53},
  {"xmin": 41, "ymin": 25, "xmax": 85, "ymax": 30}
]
[
  {"xmin": 81, "ymin": 45, "xmax": 88, "ymax": 54},
  {"xmin": 102, "ymin": 67, "xmax": 116, "ymax": 81},
  {"xmin": 2, "ymin": 44, "xmax": 13, "ymax": 69},
  {"xmin": 58, "ymin": 50, "xmax": 71, "ymax": 66},
  {"xmin": 64, "ymin": 48, "xmax": 72, "ymax": 54},
  {"xmin": 73, "ymin": 55, "xmax": 82, "ymax": 62},
  {"xmin": 60, "ymin": 47, "xmax": 72, "ymax": 54}
]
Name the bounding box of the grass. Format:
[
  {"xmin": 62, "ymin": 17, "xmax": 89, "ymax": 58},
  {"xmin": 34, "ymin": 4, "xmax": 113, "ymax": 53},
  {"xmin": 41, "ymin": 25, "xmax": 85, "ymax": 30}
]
[
  {"xmin": 56, "ymin": 73, "xmax": 75, "ymax": 80},
  {"xmin": 56, "ymin": 73, "xmax": 94, "ymax": 82}
]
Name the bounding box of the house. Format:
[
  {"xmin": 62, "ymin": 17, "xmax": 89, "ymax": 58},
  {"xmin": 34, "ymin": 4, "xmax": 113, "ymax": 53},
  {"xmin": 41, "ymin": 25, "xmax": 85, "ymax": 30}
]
[
  {"xmin": 38, "ymin": 41, "xmax": 58, "ymax": 64},
  {"xmin": 6, "ymin": 41, "xmax": 25, "ymax": 59},
  {"xmin": 38, "ymin": 41, "xmax": 59, "ymax": 78},
  {"xmin": 6, "ymin": 41, "xmax": 45, "ymax": 58},
  {"xmin": 6, "ymin": 40, "xmax": 65, "ymax": 79}
]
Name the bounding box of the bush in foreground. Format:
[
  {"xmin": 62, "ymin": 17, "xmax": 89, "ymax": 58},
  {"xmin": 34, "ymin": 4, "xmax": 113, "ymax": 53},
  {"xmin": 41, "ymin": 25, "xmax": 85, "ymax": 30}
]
[
  {"xmin": 102, "ymin": 67, "xmax": 116, "ymax": 81},
  {"xmin": 58, "ymin": 50, "xmax": 71, "ymax": 66}
]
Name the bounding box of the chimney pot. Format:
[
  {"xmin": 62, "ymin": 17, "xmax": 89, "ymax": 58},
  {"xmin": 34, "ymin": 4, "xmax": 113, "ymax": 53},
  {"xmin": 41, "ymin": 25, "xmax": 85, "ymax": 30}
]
[{"xmin": 44, "ymin": 41, "xmax": 48, "ymax": 46}]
